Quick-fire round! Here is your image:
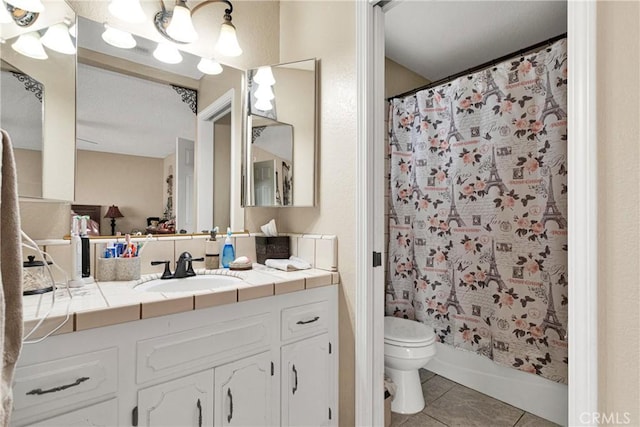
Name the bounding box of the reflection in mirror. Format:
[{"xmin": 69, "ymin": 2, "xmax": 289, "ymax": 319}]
[
  {"xmin": 0, "ymin": 60, "xmax": 44, "ymax": 198},
  {"xmin": 0, "ymin": 0, "xmax": 76, "ymax": 201},
  {"xmin": 72, "ymin": 16, "xmax": 238, "ymax": 235},
  {"xmin": 250, "ymin": 116, "xmax": 293, "ymax": 206},
  {"xmin": 244, "ymin": 58, "xmax": 316, "ymax": 207}
]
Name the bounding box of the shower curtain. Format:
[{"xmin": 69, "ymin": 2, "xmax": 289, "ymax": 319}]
[{"xmin": 386, "ymin": 39, "xmax": 568, "ymax": 384}]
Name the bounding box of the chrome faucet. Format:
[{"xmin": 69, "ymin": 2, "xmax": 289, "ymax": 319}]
[{"xmin": 151, "ymin": 252, "xmax": 204, "ymax": 279}]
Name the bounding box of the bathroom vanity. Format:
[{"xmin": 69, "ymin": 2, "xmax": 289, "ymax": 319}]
[{"xmin": 12, "ymin": 274, "xmax": 338, "ymax": 426}]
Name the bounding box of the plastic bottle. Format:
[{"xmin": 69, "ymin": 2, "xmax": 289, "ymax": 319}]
[
  {"xmin": 221, "ymin": 227, "xmax": 235, "ymax": 268},
  {"xmin": 69, "ymin": 216, "xmax": 84, "ymax": 287}
]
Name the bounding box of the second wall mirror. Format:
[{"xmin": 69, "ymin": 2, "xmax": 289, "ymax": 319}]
[{"xmin": 243, "ymin": 58, "xmax": 317, "ymax": 207}]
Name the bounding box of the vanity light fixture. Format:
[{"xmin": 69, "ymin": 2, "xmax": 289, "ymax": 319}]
[
  {"xmin": 254, "ymin": 97, "xmax": 273, "ymax": 112},
  {"xmin": 101, "ymin": 24, "xmax": 136, "ymax": 49},
  {"xmin": 255, "ymin": 83, "xmax": 274, "ymax": 101},
  {"xmin": 153, "ymin": 42, "xmax": 183, "ymax": 64},
  {"xmin": 5, "ymin": 0, "xmax": 43, "ymax": 13},
  {"xmin": 108, "ymin": 0, "xmax": 146, "ymax": 24},
  {"xmin": 11, "ymin": 31, "xmax": 47, "ymax": 60},
  {"xmin": 197, "ymin": 57, "xmax": 223, "ymax": 75},
  {"xmin": 41, "ymin": 22, "xmax": 76, "ymax": 55},
  {"xmin": 165, "ymin": 0, "xmax": 197, "ymax": 43},
  {"xmin": 154, "ymin": 0, "xmax": 242, "ymax": 56}
]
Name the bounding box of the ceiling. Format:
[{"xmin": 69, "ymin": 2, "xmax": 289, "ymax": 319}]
[
  {"xmin": 76, "ymin": 63, "xmax": 196, "ymax": 158},
  {"xmin": 384, "ymin": 1, "xmax": 567, "ymax": 81}
]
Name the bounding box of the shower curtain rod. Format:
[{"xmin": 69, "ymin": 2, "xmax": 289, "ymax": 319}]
[{"xmin": 387, "ymin": 32, "xmax": 567, "ymax": 101}]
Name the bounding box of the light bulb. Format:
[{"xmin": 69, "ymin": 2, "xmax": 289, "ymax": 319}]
[
  {"xmin": 11, "ymin": 32, "xmax": 47, "ymax": 60},
  {"xmin": 253, "ymin": 66, "xmax": 275, "ymax": 86},
  {"xmin": 41, "ymin": 23, "xmax": 76, "ymax": 55},
  {"xmin": 5, "ymin": 0, "xmax": 44, "ymax": 13},
  {"xmin": 166, "ymin": 2, "xmax": 197, "ymax": 43},
  {"xmin": 108, "ymin": 0, "xmax": 146, "ymax": 24},
  {"xmin": 215, "ymin": 21, "xmax": 242, "ymax": 57},
  {"xmin": 197, "ymin": 57, "xmax": 223, "ymax": 75},
  {"xmin": 101, "ymin": 25, "xmax": 136, "ymax": 49},
  {"xmin": 255, "ymin": 98, "xmax": 273, "ymax": 112},
  {"xmin": 153, "ymin": 42, "xmax": 182, "ymax": 64},
  {"xmin": 255, "ymin": 84, "xmax": 274, "ymax": 101},
  {"xmin": 0, "ymin": 3, "xmax": 13, "ymax": 24}
]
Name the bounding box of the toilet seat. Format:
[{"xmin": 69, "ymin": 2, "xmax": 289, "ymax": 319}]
[{"xmin": 384, "ymin": 316, "xmax": 436, "ymax": 347}]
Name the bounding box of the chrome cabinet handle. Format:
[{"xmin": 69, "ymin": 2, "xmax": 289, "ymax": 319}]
[
  {"xmin": 197, "ymin": 398, "xmax": 202, "ymax": 427},
  {"xmin": 292, "ymin": 364, "xmax": 298, "ymax": 395},
  {"xmin": 227, "ymin": 388, "xmax": 233, "ymax": 423},
  {"xmin": 296, "ymin": 316, "xmax": 319, "ymax": 325},
  {"xmin": 26, "ymin": 376, "xmax": 90, "ymax": 396}
]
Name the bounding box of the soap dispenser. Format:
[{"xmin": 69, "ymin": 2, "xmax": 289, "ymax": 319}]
[
  {"xmin": 205, "ymin": 227, "xmax": 220, "ymax": 269},
  {"xmin": 221, "ymin": 227, "xmax": 235, "ymax": 268}
]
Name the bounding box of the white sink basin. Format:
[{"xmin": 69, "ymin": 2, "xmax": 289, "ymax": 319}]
[{"xmin": 134, "ymin": 275, "xmax": 242, "ymax": 292}]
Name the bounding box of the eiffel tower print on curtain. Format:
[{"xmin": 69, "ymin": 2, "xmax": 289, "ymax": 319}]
[
  {"xmin": 541, "ymin": 279, "xmax": 566, "ymax": 340},
  {"xmin": 486, "ymin": 239, "xmax": 507, "ymax": 292},
  {"xmin": 484, "ymin": 147, "xmax": 509, "ymax": 195},
  {"xmin": 446, "ymin": 267, "xmax": 464, "ymax": 314},
  {"xmin": 446, "ymin": 181, "xmax": 466, "ymax": 227},
  {"xmin": 540, "ymin": 69, "xmax": 567, "ymax": 124},
  {"xmin": 541, "ymin": 170, "xmax": 567, "ymax": 229},
  {"xmin": 446, "ymin": 100, "xmax": 464, "ymax": 143},
  {"xmin": 481, "ymin": 69, "xmax": 505, "ymax": 104}
]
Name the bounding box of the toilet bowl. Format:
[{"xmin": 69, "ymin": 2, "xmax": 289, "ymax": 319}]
[{"xmin": 384, "ymin": 316, "xmax": 436, "ymax": 414}]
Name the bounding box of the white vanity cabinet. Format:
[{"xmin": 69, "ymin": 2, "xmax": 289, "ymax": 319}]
[
  {"xmin": 12, "ymin": 285, "xmax": 337, "ymax": 427},
  {"xmin": 214, "ymin": 351, "xmax": 274, "ymax": 426},
  {"xmin": 136, "ymin": 370, "xmax": 214, "ymax": 427}
]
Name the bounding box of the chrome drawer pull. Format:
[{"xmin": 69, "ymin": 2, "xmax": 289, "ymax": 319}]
[
  {"xmin": 26, "ymin": 376, "xmax": 90, "ymax": 396},
  {"xmin": 296, "ymin": 316, "xmax": 319, "ymax": 325}
]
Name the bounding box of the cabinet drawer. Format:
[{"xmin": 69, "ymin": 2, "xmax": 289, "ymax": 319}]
[
  {"xmin": 137, "ymin": 313, "xmax": 272, "ymax": 383},
  {"xmin": 13, "ymin": 348, "xmax": 117, "ymax": 415},
  {"xmin": 281, "ymin": 300, "xmax": 329, "ymax": 342},
  {"xmin": 25, "ymin": 398, "xmax": 118, "ymax": 427}
]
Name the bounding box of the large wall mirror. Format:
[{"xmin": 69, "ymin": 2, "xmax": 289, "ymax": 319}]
[
  {"xmin": 0, "ymin": 0, "xmax": 76, "ymax": 201},
  {"xmin": 244, "ymin": 59, "xmax": 317, "ymax": 207},
  {"xmin": 73, "ymin": 16, "xmax": 239, "ymax": 235}
]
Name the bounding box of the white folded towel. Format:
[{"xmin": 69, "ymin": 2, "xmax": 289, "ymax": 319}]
[{"xmin": 265, "ymin": 256, "xmax": 311, "ymax": 271}]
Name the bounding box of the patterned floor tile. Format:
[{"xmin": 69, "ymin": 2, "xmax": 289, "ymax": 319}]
[
  {"xmin": 400, "ymin": 412, "xmax": 447, "ymax": 427},
  {"xmin": 420, "ymin": 368, "xmax": 437, "ymax": 383},
  {"xmin": 514, "ymin": 412, "xmax": 560, "ymax": 427},
  {"xmin": 423, "ymin": 384, "xmax": 524, "ymax": 426},
  {"xmin": 422, "ymin": 375, "xmax": 456, "ymax": 405},
  {"xmin": 390, "ymin": 411, "xmax": 411, "ymax": 427}
]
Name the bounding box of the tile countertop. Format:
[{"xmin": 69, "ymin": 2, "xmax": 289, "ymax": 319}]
[{"xmin": 22, "ymin": 265, "xmax": 339, "ymax": 339}]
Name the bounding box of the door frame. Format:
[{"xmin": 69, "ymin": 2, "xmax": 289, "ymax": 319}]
[
  {"xmin": 355, "ymin": 2, "xmax": 598, "ymax": 426},
  {"xmin": 196, "ymin": 88, "xmax": 243, "ymax": 232}
]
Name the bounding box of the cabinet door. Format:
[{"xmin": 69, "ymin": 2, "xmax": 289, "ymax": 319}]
[
  {"xmin": 281, "ymin": 334, "xmax": 331, "ymax": 426},
  {"xmin": 25, "ymin": 398, "xmax": 118, "ymax": 427},
  {"xmin": 214, "ymin": 351, "xmax": 273, "ymax": 426},
  {"xmin": 137, "ymin": 370, "xmax": 214, "ymax": 427}
]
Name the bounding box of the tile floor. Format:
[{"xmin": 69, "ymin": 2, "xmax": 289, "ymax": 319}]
[{"xmin": 390, "ymin": 370, "xmax": 560, "ymax": 427}]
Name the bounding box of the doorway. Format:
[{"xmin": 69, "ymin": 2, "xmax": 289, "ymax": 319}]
[{"xmin": 355, "ymin": 2, "xmax": 598, "ymax": 426}]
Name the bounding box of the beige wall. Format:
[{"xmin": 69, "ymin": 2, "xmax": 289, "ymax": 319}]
[
  {"xmin": 273, "ymin": 67, "xmax": 316, "ymax": 206},
  {"xmin": 75, "ymin": 150, "xmax": 164, "ymax": 235},
  {"xmin": 385, "ymin": 57, "xmax": 431, "ymax": 98},
  {"xmin": 13, "ymin": 148, "xmax": 42, "ymax": 199},
  {"xmin": 276, "ymin": 2, "xmax": 357, "ymax": 425},
  {"xmin": 597, "ymin": 1, "xmax": 640, "ymax": 423},
  {"xmin": 214, "ymin": 121, "xmax": 231, "ymax": 230}
]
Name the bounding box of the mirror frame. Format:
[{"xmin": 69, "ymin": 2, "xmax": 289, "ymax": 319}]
[{"xmin": 242, "ymin": 58, "xmax": 318, "ymax": 208}]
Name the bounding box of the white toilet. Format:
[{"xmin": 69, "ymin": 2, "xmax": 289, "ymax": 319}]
[{"xmin": 384, "ymin": 316, "xmax": 437, "ymax": 414}]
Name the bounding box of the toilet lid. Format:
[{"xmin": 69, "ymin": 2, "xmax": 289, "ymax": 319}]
[{"xmin": 384, "ymin": 316, "xmax": 436, "ymax": 345}]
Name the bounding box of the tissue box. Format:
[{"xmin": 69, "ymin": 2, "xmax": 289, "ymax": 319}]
[{"xmin": 255, "ymin": 236, "xmax": 289, "ymax": 264}]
